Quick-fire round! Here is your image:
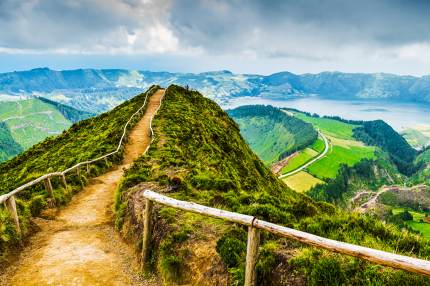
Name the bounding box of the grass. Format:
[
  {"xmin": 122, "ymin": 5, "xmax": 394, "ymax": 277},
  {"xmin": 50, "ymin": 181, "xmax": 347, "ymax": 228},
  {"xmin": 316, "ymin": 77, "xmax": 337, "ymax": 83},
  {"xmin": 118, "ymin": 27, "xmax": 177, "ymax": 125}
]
[
  {"xmin": 115, "ymin": 85, "xmax": 430, "ymax": 285},
  {"xmin": 294, "ymin": 112, "xmax": 357, "ymax": 140},
  {"xmin": 392, "ymin": 208, "xmax": 430, "ymax": 239},
  {"xmin": 280, "ymin": 148, "xmax": 315, "ymax": 173},
  {"xmin": 310, "ymin": 137, "xmax": 325, "ymax": 153},
  {"xmin": 308, "ymin": 144, "xmax": 376, "ymax": 179},
  {"xmin": 282, "ymin": 171, "xmax": 324, "ymax": 192},
  {"xmin": 0, "ymin": 86, "xmax": 158, "ymax": 261},
  {"xmin": 233, "ymin": 116, "xmax": 296, "ymax": 164},
  {"xmin": 228, "ymin": 105, "xmax": 317, "ymax": 164},
  {"xmin": 291, "ymin": 112, "xmax": 376, "ymax": 179}
]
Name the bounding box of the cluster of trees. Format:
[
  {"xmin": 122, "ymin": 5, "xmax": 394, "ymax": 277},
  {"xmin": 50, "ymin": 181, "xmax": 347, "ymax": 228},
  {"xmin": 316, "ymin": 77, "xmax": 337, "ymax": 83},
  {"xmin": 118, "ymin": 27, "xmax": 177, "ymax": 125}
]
[
  {"xmin": 353, "ymin": 120, "xmax": 421, "ymax": 175},
  {"xmin": 0, "ymin": 122, "xmax": 23, "ymax": 162},
  {"xmin": 228, "ymin": 105, "xmax": 318, "ymax": 160}
]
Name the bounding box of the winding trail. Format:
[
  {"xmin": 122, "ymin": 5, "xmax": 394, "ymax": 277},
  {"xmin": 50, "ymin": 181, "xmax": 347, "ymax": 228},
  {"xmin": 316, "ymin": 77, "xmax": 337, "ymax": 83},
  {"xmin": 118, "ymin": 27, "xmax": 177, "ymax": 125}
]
[
  {"xmin": 1, "ymin": 89, "xmax": 165, "ymax": 286},
  {"xmin": 278, "ymin": 131, "xmax": 329, "ymax": 179}
]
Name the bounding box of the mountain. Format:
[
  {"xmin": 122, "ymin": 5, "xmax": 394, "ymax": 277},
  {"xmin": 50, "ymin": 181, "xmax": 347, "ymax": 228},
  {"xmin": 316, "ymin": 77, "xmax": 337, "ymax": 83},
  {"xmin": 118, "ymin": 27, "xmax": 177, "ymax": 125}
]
[
  {"xmin": 227, "ymin": 105, "xmax": 317, "ymax": 164},
  {"xmin": 1, "ymin": 68, "xmax": 430, "ymax": 114},
  {"xmin": 114, "ymin": 85, "xmax": 430, "ymax": 285},
  {"xmin": 0, "ymin": 97, "xmax": 93, "ymax": 162}
]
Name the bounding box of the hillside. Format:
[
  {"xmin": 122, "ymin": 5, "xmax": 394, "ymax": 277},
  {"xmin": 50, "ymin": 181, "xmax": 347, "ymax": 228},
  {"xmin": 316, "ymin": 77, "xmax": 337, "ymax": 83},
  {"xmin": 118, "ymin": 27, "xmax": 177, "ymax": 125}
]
[
  {"xmin": 115, "ymin": 85, "xmax": 430, "ymax": 285},
  {"xmin": 354, "ymin": 120, "xmax": 419, "ymax": 175},
  {"xmin": 0, "ymin": 86, "xmax": 158, "ymax": 259},
  {"xmin": 2, "ymin": 69, "xmax": 430, "ymax": 114},
  {"xmin": 0, "ymin": 122, "xmax": 22, "ymax": 161},
  {"xmin": 227, "ymin": 105, "xmax": 317, "ymax": 164},
  {"xmin": 0, "ymin": 98, "xmax": 93, "ymax": 162}
]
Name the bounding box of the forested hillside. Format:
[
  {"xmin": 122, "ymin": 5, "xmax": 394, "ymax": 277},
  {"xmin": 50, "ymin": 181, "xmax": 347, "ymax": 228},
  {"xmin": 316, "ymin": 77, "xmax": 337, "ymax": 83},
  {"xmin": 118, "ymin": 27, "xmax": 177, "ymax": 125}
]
[
  {"xmin": 115, "ymin": 85, "xmax": 430, "ymax": 285},
  {"xmin": 0, "ymin": 122, "xmax": 22, "ymax": 162},
  {"xmin": 354, "ymin": 120, "xmax": 420, "ymax": 175},
  {"xmin": 227, "ymin": 105, "xmax": 317, "ymax": 164},
  {"xmin": 37, "ymin": 96, "xmax": 94, "ymax": 122},
  {"xmin": 0, "ymin": 86, "xmax": 158, "ymax": 260}
]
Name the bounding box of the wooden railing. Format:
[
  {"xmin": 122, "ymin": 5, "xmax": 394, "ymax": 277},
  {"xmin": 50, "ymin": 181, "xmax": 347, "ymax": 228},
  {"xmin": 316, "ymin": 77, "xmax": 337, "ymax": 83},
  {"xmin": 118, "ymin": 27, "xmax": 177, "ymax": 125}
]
[
  {"xmin": 141, "ymin": 190, "xmax": 430, "ymax": 286},
  {"xmin": 0, "ymin": 85, "xmax": 160, "ymax": 233}
]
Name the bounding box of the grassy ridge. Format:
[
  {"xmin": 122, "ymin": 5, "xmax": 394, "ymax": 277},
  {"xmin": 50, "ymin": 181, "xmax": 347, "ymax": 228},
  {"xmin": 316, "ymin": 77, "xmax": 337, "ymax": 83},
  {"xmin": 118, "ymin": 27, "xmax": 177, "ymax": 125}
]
[
  {"xmin": 115, "ymin": 85, "xmax": 430, "ymax": 285},
  {"xmin": 0, "ymin": 86, "xmax": 158, "ymax": 261}
]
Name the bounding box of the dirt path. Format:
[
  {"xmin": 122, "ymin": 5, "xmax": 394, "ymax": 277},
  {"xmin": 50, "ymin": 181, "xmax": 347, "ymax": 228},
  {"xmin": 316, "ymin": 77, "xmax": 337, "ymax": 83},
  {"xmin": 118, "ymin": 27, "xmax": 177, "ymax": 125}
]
[{"xmin": 1, "ymin": 89, "xmax": 164, "ymax": 286}]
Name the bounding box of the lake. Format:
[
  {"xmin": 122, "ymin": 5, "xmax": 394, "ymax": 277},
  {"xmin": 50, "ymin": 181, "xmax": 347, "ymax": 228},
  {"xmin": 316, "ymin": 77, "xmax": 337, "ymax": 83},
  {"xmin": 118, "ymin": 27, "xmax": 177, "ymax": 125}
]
[{"xmin": 223, "ymin": 96, "xmax": 430, "ymax": 131}]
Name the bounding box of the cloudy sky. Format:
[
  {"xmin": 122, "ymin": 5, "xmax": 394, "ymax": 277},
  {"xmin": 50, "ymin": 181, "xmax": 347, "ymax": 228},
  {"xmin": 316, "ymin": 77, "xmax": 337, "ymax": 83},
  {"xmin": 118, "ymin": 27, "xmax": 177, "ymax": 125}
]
[{"xmin": 1, "ymin": 0, "xmax": 430, "ymax": 75}]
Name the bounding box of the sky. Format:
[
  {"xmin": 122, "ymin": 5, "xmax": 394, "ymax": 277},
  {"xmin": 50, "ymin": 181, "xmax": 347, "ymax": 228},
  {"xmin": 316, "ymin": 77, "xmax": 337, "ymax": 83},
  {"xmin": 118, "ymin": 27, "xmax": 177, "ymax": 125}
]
[{"xmin": 1, "ymin": 0, "xmax": 430, "ymax": 75}]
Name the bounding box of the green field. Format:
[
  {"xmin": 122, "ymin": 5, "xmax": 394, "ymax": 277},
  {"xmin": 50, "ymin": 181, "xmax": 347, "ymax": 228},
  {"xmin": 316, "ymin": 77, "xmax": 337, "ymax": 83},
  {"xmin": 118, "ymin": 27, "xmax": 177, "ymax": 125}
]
[
  {"xmin": 310, "ymin": 137, "xmax": 325, "ymax": 153},
  {"xmin": 0, "ymin": 99, "xmax": 72, "ymax": 149},
  {"xmin": 308, "ymin": 144, "xmax": 375, "ymax": 179},
  {"xmin": 392, "ymin": 208, "xmax": 430, "ymax": 239},
  {"xmin": 290, "ymin": 113, "xmax": 376, "ymax": 179},
  {"xmin": 294, "ymin": 112, "xmax": 357, "ymax": 140},
  {"xmin": 281, "ymin": 148, "xmax": 315, "ymax": 173}
]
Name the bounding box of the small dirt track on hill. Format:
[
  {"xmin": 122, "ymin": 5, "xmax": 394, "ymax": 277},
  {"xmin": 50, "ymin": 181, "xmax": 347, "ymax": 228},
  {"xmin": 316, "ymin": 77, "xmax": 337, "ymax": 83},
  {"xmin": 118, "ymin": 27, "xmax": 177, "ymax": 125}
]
[{"xmin": 0, "ymin": 89, "xmax": 164, "ymax": 286}]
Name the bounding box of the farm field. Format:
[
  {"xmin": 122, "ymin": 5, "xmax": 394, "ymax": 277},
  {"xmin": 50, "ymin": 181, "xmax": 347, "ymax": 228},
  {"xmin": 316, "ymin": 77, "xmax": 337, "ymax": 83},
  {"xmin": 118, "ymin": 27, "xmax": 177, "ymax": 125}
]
[
  {"xmin": 392, "ymin": 208, "xmax": 430, "ymax": 239},
  {"xmin": 282, "ymin": 171, "xmax": 324, "ymax": 192},
  {"xmin": 289, "ymin": 112, "xmax": 376, "ymax": 179},
  {"xmin": 281, "ymin": 148, "xmax": 316, "ymax": 173},
  {"xmin": 293, "ymin": 112, "xmax": 357, "ymax": 139}
]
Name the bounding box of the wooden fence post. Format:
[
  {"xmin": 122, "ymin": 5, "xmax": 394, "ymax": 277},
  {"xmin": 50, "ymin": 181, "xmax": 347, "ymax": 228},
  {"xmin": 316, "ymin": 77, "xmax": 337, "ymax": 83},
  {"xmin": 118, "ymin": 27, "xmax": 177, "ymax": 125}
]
[
  {"xmin": 141, "ymin": 199, "xmax": 153, "ymax": 272},
  {"xmin": 86, "ymin": 163, "xmax": 90, "ymax": 174},
  {"xmin": 5, "ymin": 196, "xmax": 20, "ymax": 234},
  {"xmin": 244, "ymin": 225, "xmax": 260, "ymax": 286},
  {"xmin": 44, "ymin": 178, "xmax": 55, "ymax": 203},
  {"xmin": 77, "ymin": 165, "xmax": 81, "ymax": 177},
  {"xmin": 61, "ymin": 174, "xmax": 68, "ymax": 189}
]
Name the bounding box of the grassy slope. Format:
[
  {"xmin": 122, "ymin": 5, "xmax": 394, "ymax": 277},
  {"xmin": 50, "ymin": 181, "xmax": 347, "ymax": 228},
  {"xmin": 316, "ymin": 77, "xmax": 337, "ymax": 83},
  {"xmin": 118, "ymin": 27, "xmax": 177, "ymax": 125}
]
[
  {"xmin": 37, "ymin": 96, "xmax": 94, "ymax": 123},
  {"xmin": 233, "ymin": 116, "xmax": 296, "ymax": 163},
  {"xmin": 0, "ymin": 99, "xmax": 71, "ymax": 150},
  {"xmin": 115, "ymin": 85, "xmax": 430, "ymax": 285},
  {"xmin": 0, "ymin": 86, "xmax": 157, "ymax": 259},
  {"xmin": 292, "ymin": 112, "xmax": 376, "ymax": 179},
  {"xmin": 0, "ymin": 122, "xmax": 23, "ymax": 161},
  {"xmin": 228, "ymin": 105, "xmax": 317, "ymax": 164},
  {"xmin": 392, "ymin": 208, "xmax": 430, "ymax": 239}
]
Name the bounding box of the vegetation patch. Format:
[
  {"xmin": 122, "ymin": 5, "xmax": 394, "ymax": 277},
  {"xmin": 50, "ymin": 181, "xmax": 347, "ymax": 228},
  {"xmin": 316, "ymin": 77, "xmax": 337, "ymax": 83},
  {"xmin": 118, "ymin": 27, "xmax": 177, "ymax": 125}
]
[
  {"xmin": 282, "ymin": 171, "xmax": 324, "ymax": 192},
  {"xmin": 0, "ymin": 86, "xmax": 158, "ymax": 263},
  {"xmin": 115, "ymin": 85, "xmax": 430, "ymax": 285}
]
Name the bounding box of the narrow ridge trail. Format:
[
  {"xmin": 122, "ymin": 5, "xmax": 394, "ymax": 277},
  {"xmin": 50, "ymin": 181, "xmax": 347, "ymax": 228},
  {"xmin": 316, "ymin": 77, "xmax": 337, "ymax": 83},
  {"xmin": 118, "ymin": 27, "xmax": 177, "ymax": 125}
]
[{"xmin": 1, "ymin": 89, "xmax": 165, "ymax": 286}]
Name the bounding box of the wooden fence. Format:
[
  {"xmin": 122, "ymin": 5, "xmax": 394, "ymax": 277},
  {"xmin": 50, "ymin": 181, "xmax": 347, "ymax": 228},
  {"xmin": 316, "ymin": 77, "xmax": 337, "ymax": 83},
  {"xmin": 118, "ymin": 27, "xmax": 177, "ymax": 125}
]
[
  {"xmin": 0, "ymin": 85, "xmax": 160, "ymax": 233},
  {"xmin": 141, "ymin": 190, "xmax": 430, "ymax": 286}
]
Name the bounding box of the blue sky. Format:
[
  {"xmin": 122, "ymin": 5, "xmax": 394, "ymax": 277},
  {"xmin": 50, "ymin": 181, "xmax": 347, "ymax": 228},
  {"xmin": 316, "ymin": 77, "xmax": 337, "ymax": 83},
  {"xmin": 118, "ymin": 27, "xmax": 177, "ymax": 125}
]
[{"xmin": 1, "ymin": 0, "xmax": 430, "ymax": 75}]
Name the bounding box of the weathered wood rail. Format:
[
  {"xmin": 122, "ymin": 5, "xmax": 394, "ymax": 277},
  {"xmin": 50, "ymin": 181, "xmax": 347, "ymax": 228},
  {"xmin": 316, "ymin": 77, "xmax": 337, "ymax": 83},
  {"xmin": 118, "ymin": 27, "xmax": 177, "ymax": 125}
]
[
  {"xmin": 0, "ymin": 85, "xmax": 160, "ymax": 233},
  {"xmin": 142, "ymin": 190, "xmax": 430, "ymax": 286}
]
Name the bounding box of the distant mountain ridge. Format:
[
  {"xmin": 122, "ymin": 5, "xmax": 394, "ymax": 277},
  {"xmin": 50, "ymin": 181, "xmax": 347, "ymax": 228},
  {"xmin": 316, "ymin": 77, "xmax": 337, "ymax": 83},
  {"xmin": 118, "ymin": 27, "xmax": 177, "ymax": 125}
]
[{"xmin": 1, "ymin": 68, "xmax": 430, "ymax": 113}]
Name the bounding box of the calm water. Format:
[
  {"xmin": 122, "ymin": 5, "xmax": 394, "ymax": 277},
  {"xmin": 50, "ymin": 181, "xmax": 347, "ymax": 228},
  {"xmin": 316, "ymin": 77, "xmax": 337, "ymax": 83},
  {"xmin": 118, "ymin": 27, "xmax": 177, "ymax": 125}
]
[{"xmin": 223, "ymin": 96, "xmax": 430, "ymax": 131}]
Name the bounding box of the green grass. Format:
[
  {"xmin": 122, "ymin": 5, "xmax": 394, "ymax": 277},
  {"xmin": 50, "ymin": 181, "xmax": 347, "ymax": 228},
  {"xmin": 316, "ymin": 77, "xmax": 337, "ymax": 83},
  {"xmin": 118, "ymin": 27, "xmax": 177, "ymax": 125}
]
[
  {"xmin": 392, "ymin": 208, "xmax": 430, "ymax": 239},
  {"xmin": 294, "ymin": 113, "xmax": 357, "ymax": 140},
  {"xmin": 115, "ymin": 85, "xmax": 430, "ymax": 285},
  {"xmin": 0, "ymin": 86, "xmax": 158, "ymax": 260},
  {"xmin": 229, "ymin": 105, "xmax": 317, "ymax": 164},
  {"xmin": 308, "ymin": 145, "xmax": 376, "ymax": 179},
  {"xmin": 234, "ymin": 116, "xmax": 296, "ymax": 164},
  {"xmin": 281, "ymin": 148, "xmax": 315, "ymax": 173},
  {"xmin": 310, "ymin": 137, "xmax": 325, "ymax": 153}
]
